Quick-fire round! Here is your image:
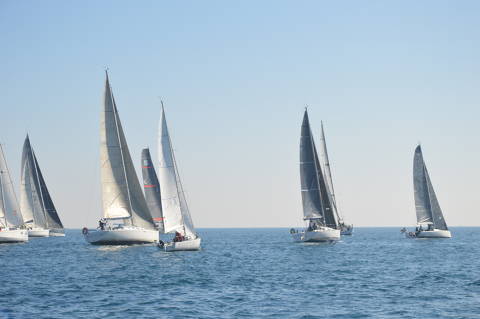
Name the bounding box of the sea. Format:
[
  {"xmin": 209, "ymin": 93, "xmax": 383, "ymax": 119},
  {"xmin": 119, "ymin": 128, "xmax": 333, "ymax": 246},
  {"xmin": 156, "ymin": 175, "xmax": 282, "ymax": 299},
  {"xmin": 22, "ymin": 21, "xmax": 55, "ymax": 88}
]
[{"xmin": 1, "ymin": 227, "xmax": 480, "ymax": 319}]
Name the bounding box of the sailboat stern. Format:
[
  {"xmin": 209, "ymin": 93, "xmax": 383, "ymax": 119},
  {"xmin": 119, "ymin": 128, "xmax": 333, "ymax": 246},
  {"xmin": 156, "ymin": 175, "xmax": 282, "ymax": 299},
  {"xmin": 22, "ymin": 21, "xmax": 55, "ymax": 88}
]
[{"xmin": 0, "ymin": 229, "xmax": 29, "ymax": 243}]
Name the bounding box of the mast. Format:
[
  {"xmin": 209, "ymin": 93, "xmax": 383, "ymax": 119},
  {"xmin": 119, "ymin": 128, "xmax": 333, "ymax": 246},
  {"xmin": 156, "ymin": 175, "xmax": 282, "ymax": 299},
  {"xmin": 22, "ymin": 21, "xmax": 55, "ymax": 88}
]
[
  {"xmin": 107, "ymin": 71, "xmax": 133, "ymax": 225},
  {"xmin": 0, "ymin": 166, "xmax": 7, "ymax": 228}
]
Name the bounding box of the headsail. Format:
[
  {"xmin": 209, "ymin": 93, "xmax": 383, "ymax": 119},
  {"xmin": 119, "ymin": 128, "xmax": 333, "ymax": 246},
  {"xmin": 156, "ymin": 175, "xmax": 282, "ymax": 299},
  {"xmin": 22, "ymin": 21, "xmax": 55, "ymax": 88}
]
[
  {"xmin": 318, "ymin": 121, "xmax": 343, "ymax": 224},
  {"xmin": 157, "ymin": 104, "xmax": 197, "ymax": 238},
  {"xmin": 300, "ymin": 110, "xmax": 338, "ymax": 228},
  {"xmin": 413, "ymin": 145, "xmax": 448, "ymax": 230},
  {"xmin": 100, "ymin": 72, "xmax": 155, "ymax": 229},
  {"xmin": 0, "ymin": 145, "xmax": 23, "ymax": 228},
  {"xmin": 141, "ymin": 148, "xmax": 164, "ymax": 232}
]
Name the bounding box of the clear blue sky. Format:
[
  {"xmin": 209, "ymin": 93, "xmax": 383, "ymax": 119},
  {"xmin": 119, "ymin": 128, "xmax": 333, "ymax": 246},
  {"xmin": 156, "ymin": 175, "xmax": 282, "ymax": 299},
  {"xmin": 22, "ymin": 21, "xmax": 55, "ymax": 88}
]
[{"xmin": 1, "ymin": 1, "xmax": 479, "ymax": 228}]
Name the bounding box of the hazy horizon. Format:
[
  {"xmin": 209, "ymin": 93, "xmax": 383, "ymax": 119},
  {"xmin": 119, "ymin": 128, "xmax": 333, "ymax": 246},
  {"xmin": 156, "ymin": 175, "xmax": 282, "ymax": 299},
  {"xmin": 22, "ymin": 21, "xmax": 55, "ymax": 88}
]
[{"xmin": 1, "ymin": 1, "xmax": 479, "ymax": 228}]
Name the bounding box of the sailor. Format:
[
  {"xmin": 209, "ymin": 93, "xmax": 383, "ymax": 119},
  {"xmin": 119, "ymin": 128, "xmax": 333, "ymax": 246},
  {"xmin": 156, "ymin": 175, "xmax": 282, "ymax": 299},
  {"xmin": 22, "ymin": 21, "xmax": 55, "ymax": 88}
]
[
  {"xmin": 99, "ymin": 218, "xmax": 106, "ymax": 230},
  {"xmin": 173, "ymin": 231, "xmax": 183, "ymax": 242}
]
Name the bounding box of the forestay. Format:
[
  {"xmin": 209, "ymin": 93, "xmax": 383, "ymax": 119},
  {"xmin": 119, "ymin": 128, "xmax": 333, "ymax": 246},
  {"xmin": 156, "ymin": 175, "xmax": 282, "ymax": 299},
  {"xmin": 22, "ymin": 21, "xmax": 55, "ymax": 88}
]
[
  {"xmin": 141, "ymin": 148, "xmax": 164, "ymax": 233},
  {"xmin": 413, "ymin": 145, "xmax": 448, "ymax": 230},
  {"xmin": 157, "ymin": 105, "xmax": 196, "ymax": 238},
  {"xmin": 0, "ymin": 145, "xmax": 23, "ymax": 228},
  {"xmin": 100, "ymin": 73, "xmax": 155, "ymax": 230},
  {"xmin": 299, "ymin": 110, "xmax": 338, "ymax": 229}
]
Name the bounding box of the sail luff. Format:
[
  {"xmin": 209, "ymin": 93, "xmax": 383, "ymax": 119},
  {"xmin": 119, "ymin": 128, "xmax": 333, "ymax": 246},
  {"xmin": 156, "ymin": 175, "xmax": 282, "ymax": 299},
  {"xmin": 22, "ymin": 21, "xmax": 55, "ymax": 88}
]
[{"xmin": 141, "ymin": 148, "xmax": 164, "ymax": 232}]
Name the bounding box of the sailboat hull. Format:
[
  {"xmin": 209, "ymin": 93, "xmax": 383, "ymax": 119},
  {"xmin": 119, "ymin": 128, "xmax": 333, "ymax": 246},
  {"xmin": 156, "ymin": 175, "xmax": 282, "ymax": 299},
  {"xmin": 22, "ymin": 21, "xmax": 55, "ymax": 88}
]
[
  {"xmin": 49, "ymin": 229, "xmax": 65, "ymax": 237},
  {"xmin": 291, "ymin": 227, "xmax": 340, "ymax": 242},
  {"xmin": 163, "ymin": 237, "xmax": 201, "ymax": 252},
  {"xmin": 0, "ymin": 229, "xmax": 29, "ymax": 243},
  {"xmin": 83, "ymin": 228, "xmax": 159, "ymax": 245},
  {"xmin": 416, "ymin": 229, "xmax": 451, "ymax": 238},
  {"xmin": 28, "ymin": 229, "xmax": 50, "ymax": 237}
]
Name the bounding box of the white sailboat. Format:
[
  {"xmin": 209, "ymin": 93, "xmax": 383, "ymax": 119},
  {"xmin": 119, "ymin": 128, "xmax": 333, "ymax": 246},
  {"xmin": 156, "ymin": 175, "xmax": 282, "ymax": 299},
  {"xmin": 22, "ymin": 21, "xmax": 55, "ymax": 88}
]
[
  {"xmin": 405, "ymin": 145, "xmax": 451, "ymax": 238},
  {"xmin": 83, "ymin": 71, "xmax": 158, "ymax": 245},
  {"xmin": 20, "ymin": 135, "xmax": 65, "ymax": 237},
  {"xmin": 157, "ymin": 103, "xmax": 201, "ymax": 251},
  {"xmin": 0, "ymin": 144, "xmax": 28, "ymax": 243},
  {"xmin": 290, "ymin": 109, "xmax": 340, "ymax": 242},
  {"xmin": 318, "ymin": 122, "xmax": 353, "ymax": 236}
]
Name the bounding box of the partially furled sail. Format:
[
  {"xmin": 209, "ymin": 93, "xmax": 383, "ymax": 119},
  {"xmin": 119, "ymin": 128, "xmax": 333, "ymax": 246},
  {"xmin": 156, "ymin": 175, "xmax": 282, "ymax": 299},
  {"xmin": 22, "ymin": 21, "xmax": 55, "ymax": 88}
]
[
  {"xmin": 413, "ymin": 145, "xmax": 448, "ymax": 230},
  {"xmin": 100, "ymin": 73, "xmax": 155, "ymax": 230},
  {"xmin": 158, "ymin": 105, "xmax": 196, "ymax": 238},
  {"xmin": 300, "ymin": 110, "xmax": 338, "ymax": 228},
  {"xmin": 141, "ymin": 148, "xmax": 164, "ymax": 232},
  {"xmin": 0, "ymin": 145, "xmax": 23, "ymax": 228}
]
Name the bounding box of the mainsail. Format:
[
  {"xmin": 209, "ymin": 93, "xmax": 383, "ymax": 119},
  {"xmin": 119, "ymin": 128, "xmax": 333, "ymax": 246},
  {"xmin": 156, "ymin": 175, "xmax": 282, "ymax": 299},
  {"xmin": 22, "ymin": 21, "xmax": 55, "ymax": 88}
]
[
  {"xmin": 413, "ymin": 145, "xmax": 448, "ymax": 230},
  {"xmin": 157, "ymin": 104, "xmax": 197, "ymax": 238},
  {"xmin": 20, "ymin": 136, "xmax": 63, "ymax": 229},
  {"xmin": 99, "ymin": 72, "xmax": 155, "ymax": 230},
  {"xmin": 300, "ymin": 110, "xmax": 338, "ymax": 229},
  {"xmin": 0, "ymin": 145, "xmax": 23, "ymax": 228},
  {"xmin": 141, "ymin": 148, "xmax": 164, "ymax": 232}
]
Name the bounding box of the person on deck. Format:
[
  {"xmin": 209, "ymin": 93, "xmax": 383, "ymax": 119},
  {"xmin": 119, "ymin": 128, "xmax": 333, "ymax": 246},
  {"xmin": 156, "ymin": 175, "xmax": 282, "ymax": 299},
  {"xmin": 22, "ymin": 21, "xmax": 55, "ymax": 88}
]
[{"xmin": 173, "ymin": 231, "xmax": 184, "ymax": 242}]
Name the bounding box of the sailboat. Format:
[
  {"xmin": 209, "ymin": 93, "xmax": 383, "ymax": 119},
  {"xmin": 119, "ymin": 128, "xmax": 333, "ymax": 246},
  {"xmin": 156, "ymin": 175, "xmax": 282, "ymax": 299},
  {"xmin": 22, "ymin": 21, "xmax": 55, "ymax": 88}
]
[
  {"xmin": 318, "ymin": 122, "xmax": 353, "ymax": 236},
  {"xmin": 20, "ymin": 135, "xmax": 65, "ymax": 237},
  {"xmin": 0, "ymin": 144, "xmax": 28, "ymax": 243},
  {"xmin": 83, "ymin": 72, "xmax": 158, "ymax": 245},
  {"xmin": 406, "ymin": 145, "xmax": 451, "ymax": 238},
  {"xmin": 157, "ymin": 103, "xmax": 201, "ymax": 251},
  {"xmin": 290, "ymin": 109, "xmax": 340, "ymax": 242},
  {"xmin": 141, "ymin": 148, "xmax": 164, "ymax": 232}
]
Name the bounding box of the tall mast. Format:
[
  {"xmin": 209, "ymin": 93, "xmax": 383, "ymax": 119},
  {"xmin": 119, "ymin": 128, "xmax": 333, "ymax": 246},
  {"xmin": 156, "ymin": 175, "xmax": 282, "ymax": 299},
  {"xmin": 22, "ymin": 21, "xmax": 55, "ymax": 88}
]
[
  {"xmin": 0, "ymin": 165, "xmax": 7, "ymax": 228},
  {"xmin": 107, "ymin": 71, "xmax": 134, "ymax": 225}
]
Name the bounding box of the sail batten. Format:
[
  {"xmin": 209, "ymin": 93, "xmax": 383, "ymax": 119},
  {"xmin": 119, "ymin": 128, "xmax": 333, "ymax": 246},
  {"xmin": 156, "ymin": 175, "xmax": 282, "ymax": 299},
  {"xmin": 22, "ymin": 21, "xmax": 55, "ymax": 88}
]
[
  {"xmin": 413, "ymin": 145, "xmax": 448, "ymax": 230},
  {"xmin": 157, "ymin": 105, "xmax": 196, "ymax": 238},
  {"xmin": 100, "ymin": 73, "xmax": 155, "ymax": 229}
]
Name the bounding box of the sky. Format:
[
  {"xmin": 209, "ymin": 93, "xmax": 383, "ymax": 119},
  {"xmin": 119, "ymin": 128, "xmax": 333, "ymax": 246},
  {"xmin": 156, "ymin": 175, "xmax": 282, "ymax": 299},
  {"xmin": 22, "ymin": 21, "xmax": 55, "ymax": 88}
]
[{"xmin": 0, "ymin": 0, "xmax": 479, "ymax": 228}]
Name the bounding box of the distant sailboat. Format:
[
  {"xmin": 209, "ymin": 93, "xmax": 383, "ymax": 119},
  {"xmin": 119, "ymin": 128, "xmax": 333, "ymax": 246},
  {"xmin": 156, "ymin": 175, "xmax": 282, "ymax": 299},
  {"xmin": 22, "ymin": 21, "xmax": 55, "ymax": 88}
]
[
  {"xmin": 83, "ymin": 71, "xmax": 158, "ymax": 245},
  {"xmin": 290, "ymin": 109, "xmax": 340, "ymax": 242},
  {"xmin": 141, "ymin": 148, "xmax": 164, "ymax": 233},
  {"xmin": 0, "ymin": 144, "xmax": 28, "ymax": 243},
  {"xmin": 407, "ymin": 145, "xmax": 451, "ymax": 238},
  {"xmin": 20, "ymin": 136, "xmax": 64, "ymax": 237},
  {"xmin": 318, "ymin": 122, "xmax": 353, "ymax": 236},
  {"xmin": 157, "ymin": 103, "xmax": 201, "ymax": 251}
]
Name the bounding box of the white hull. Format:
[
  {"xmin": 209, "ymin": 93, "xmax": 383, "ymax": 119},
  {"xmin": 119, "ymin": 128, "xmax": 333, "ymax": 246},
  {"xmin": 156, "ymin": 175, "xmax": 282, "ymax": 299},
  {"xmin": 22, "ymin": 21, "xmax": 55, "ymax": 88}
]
[
  {"xmin": 28, "ymin": 229, "xmax": 50, "ymax": 237},
  {"xmin": 291, "ymin": 227, "xmax": 340, "ymax": 242},
  {"xmin": 0, "ymin": 229, "xmax": 29, "ymax": 243},
  {"xmin": 83, "ymin": 228, "xmax": 159, "ymax": 245},
  {"xmin": 163, "ymin": 238, "xmax": 201, "ymax": 252},
  {"xmin": 49, "ymin": 229, "xmax": 65, "ymax": 237},
  {"xmin": 416, "ymin": 229, "xmax": 451, "ymax": 238}
]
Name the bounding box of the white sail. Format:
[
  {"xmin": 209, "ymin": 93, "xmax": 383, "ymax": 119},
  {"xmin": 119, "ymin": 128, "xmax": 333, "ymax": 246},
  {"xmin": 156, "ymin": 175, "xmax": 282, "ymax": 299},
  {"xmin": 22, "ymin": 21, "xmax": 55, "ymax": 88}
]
[
  {"xmin": 100, "ymin": 72, "xmax": 155, "ymax": 229},
  {"xmin": 20, "ymin": 137, "xmax": 47, "ymax": 228},
  {"xmin": 0, "ymin": 145, "xmax": 23, "ymax": 228},
  {"xmin": 157, "ymin": 104, "xmax": 196, "ymax": 238},
  {"xmin": 318, "ymin": 122, "xmax": 342, "ymax": 223}
]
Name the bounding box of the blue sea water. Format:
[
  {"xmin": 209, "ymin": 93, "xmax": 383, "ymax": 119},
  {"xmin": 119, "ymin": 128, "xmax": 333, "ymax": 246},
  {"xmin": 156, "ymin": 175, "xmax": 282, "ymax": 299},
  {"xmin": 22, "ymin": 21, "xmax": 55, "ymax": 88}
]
[{"xmin": 1, "ymin": 227, "xmax": 480, "ymax": 319}]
